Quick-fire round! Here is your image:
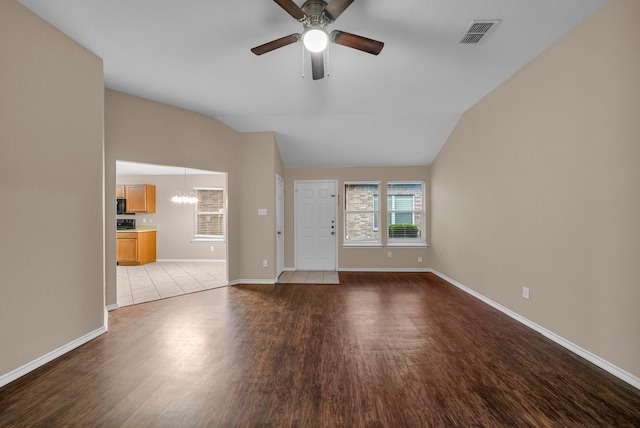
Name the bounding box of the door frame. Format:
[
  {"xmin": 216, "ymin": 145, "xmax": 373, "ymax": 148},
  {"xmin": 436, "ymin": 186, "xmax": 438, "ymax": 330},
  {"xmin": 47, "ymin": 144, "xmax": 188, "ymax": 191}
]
[
  {"xmin": 276, "ymin": 174, "xmax": 285, "ymax": 278},
  {"xmin": 294, "ymin": 179, "xmax": 339, "ymax": 271}
]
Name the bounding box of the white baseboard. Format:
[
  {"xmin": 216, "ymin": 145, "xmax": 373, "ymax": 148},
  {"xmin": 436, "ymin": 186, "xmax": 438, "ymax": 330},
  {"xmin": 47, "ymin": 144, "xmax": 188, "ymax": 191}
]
[
  {"xmin": 338, "ymin": 267, "xmax": 431, "ymax": 272},
  {"xmin": 227, "ymin": 279, "xmax": 276, "ymax": 286},
  {"xmin": 429, "ymin": 269, "xmax": 640, "ymax": 391},
  {"xmin": 284, "ymin": 267, "xmax": 430, "ymax": 273},
  {"xmin": 0, "ymin": 326, "xmax": 107, "ymax": 389},
  {"xmin": 106, "ymin": 303, "xmax": 119, "ymax": 312}
]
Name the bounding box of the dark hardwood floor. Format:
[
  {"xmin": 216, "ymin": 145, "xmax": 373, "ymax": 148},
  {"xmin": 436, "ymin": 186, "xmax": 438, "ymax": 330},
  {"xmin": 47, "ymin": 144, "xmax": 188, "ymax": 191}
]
[{"xmin": 1, "ymin": 272, "xmax": 639, "ymax": 427}]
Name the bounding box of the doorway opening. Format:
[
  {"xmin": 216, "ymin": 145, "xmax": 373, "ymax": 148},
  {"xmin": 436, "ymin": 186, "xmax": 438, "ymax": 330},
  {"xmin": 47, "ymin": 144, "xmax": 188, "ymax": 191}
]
[
  {"xmin": 276, "ymin": 174, "xmax": 284, "ymax": 279},
  {"xmin": 116, "ymin": 160, "xmax": 228, "ymax": 306}
]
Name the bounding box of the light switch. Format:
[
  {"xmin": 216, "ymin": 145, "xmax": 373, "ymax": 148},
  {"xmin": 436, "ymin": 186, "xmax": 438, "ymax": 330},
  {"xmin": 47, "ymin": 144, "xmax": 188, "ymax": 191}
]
[{"xmin": 258, "ymin": 209, "xmax": 268, "ymax": 216}]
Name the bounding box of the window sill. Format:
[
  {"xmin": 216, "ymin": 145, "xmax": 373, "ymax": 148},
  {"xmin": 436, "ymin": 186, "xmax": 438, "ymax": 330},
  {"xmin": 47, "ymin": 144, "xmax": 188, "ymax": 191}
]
[
  {"xmin": 343, "ymin": 243, "xmax": 383, "ymax": 248},
  {"xmin": 386, "ymin": 242, "xmax": 429, "ymax": 248},
  {"xmin": 191, "ymin": 238, "xmax": 225, "ymax": 243}
]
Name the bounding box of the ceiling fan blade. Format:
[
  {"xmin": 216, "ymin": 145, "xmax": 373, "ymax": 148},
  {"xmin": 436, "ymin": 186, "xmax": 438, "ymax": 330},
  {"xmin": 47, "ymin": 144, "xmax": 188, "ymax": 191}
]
[
  {"xmin": 273, "ymin": 0, "xmax": 306, "ymax": 21},
  {"xmin": 311, "ymin": 51, "xmax": 324, "ymax": 80},
  {"xmin": 251, "ymin": 34, "xmax": 300, "ymax": 56},
  {"xmin": 325, "ymin": 0, "xmax": 356, "ymax": 21},
  {"xmin": 330, "ymin": 30, "xmax": 384, "ymax": 55}
]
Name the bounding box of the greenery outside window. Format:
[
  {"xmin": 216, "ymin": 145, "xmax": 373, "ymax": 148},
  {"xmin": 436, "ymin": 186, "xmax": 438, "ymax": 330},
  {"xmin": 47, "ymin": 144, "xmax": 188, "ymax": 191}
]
[
  {"xmin": 387, "ymin": 181, "xmax": 424, "ymax": 243},
  {"xmin": 344, "ymin": 182, "xmax": 380, "ymax": 245},
  {"xmin": 194, "ymin": 188, "xmax": 224, "ymax": 241}
]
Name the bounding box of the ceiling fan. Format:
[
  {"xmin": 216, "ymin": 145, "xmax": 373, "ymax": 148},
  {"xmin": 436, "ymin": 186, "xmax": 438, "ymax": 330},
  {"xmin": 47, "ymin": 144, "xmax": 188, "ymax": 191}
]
[{"xmin": 251, "ymin": 0, "xmax": 384, "ymax": 80}]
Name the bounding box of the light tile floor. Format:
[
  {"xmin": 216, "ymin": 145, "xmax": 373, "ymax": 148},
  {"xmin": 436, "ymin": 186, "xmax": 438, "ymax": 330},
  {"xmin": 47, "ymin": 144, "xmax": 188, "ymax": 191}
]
[
  {"xmin": 117, "ymin": 261, "xmax": 226, "ymax": 307},
  {"xmin": 277, "ymin": 271, "xmax": 340, "ymax": 284}
]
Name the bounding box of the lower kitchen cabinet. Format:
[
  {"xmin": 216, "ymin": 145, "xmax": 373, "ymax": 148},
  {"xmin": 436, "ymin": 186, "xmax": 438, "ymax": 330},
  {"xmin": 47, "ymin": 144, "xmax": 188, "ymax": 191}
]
[{"xmin": 116, "ymin": 230, "xmax": 156, "ymax": 266}]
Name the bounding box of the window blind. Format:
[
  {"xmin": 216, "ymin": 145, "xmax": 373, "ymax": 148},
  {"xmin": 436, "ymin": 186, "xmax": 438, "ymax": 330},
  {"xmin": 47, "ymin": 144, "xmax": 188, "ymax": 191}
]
[{"xmin": 195, "ymin": 188, "xmax": 224, "ymax": 238}]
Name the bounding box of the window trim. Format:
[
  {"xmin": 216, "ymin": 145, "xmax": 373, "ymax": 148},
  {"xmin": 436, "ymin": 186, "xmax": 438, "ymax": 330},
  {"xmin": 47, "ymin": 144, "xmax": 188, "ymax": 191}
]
[{"xmin": 343, "ymin": 181, "xmax": 381, "ymax": 247}]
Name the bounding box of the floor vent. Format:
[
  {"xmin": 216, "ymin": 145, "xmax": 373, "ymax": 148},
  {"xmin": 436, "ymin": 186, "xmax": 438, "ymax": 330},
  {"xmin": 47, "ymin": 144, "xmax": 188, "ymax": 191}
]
[{"xmin": 460, "ymin": 20, "xmax": 500, "ymax": 44}]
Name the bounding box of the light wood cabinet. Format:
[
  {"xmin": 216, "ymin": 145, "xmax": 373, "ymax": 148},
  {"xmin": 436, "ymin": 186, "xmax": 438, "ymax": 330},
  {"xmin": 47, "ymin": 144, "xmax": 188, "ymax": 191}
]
[
  {"xmin": 117, "ymin": 231, "xmax": 156, "ymax": 266},
  {"xmin": 123, "ymin": 184, "xmax": 156, "ymax": 213},
  {"xmin": 115, "ymin": 185, "xmax": 125, "ymax": 198},
  {"xmin": 116, "ymin": 233, "xmax": 138, "ymax": 264}
]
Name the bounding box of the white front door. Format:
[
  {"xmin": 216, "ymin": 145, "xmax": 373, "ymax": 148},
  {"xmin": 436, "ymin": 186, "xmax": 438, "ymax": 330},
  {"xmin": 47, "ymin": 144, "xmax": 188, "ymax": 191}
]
[
  {"xmin": 276, "ymin": 174, "xmax": 285, "ymax": 278},
  {"xmin": 295, "ymin": 180, "xmax": 337, "ymax": 271}
]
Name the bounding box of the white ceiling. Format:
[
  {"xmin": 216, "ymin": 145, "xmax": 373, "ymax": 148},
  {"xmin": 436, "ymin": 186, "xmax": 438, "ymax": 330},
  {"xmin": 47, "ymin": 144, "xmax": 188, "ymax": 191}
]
[{"xmin": 19, "ymin": 0, "xmax": 606, "ymax": 168}]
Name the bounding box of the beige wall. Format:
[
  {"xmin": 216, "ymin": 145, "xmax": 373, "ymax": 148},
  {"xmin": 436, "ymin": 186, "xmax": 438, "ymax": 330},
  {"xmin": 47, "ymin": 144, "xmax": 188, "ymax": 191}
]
[
  {"xmin": 105, "ymin": 90, "xmax": 280, "ymax": 304},
  {"xmin": 0, "ymin": 1, "xmax": 105, "ymax": 377},
  {"xmin": 117, "ymin": 174, "xmax": 227, "ymax": 260},
  {"xmin": 431, "ymin": 0, "xmax": 640, "ymax": 378},
  {"xmin": 234, "ymin": 132, "xmax": 281, "ymax": 281},
  {"xmin": 284, "ymin": 166, "xmax": 430, "ymax": 270}
]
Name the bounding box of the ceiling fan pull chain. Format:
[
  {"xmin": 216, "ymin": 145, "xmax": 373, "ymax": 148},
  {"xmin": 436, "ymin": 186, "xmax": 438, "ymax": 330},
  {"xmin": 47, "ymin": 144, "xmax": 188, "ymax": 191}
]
[
  {"xmin": 326, "ymin": 43, "xmax": 330, "ymax": 78},
  {"xmin": 301, "ymin": 43, "xmax": 306, "ymax": 79}
]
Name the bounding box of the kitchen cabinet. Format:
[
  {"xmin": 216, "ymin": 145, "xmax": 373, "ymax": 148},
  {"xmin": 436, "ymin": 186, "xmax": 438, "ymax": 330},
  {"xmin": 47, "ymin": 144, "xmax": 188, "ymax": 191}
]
[
  {"xmin": 124, "ymin": 184, "xmax": 156, "ymax": 213},
  {"xmin": 117, "ymin": 230, "xmax": 156, "ymax": 266},
  {"xmin": 116, "ymin": 185, "xmax": 125, "ymax": 198}
]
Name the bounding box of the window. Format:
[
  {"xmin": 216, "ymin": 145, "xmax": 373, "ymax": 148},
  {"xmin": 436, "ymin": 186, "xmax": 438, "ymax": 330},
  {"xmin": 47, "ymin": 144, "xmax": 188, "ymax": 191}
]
[
  {"xmin": 387, "ymin": 182, "xmax": 424, "ymax": 243},
  {"xmin": 344, "ymin": 182, "xmax": 380, "ymax": 245},
  {"xmin": 194, "ymin": 188, "xmax": 224, "ymax": 240}
]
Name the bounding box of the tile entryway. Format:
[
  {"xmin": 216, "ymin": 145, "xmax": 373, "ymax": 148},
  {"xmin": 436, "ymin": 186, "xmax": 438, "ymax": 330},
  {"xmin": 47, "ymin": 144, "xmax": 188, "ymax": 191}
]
[
  {"xmin": 277, "ymin": 271, "xmax": 339, "ymax": 284},
  {"xmin": 117, "ymin": 261, "xmax": 226, "ymax": 307}
]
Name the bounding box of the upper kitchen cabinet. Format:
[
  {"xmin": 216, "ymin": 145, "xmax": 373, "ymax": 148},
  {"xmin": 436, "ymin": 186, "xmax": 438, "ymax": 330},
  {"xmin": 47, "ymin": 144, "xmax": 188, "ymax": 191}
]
[
  {"xmin": 125, "ymin": 184, "xmax": 156, "ymax": 213},
  {"xmin": 116, "ymin": 185, "xmax": 125, "ymax": 198}
]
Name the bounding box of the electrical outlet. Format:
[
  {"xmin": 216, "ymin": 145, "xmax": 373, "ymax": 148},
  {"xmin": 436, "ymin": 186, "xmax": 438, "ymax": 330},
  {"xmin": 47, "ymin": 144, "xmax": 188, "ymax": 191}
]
[
  {"xmin": 142, "ymin": 218, "xmax": 147, "ymax": 224},
  {"xmin": 523, "ymin": 287, "xmax": 530, "ymax": 299},
  {"xmin": 418, "ymin": 256, "xmax": 423, "ymax": 263},
  {"xmin": 210, "ymin": 246, "xmax": 215, "ymax": 252},
  {"xmin": 387, "ymin": 252, "xmax": 392, "ymax": 258},
  {"xmin": 263, "ymin": 259, "xmax": 268, "ymax": 268}
]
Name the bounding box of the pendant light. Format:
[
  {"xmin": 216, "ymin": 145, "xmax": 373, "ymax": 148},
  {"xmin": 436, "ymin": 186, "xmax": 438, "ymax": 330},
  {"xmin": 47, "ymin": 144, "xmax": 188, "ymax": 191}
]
[{"xmin": 171, "ymin": 168, "xmax": 198, "ymax": 204}]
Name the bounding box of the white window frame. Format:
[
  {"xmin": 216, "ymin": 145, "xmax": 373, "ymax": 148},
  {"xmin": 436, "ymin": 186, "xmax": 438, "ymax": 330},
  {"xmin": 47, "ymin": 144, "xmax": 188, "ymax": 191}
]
[
  {"xmin": 386, "ymin": 181, "xmax": 426, "ymax": 246},
  {"xmin": 192, "ymin": 187, "xmax": 225, "ymax": 242},
  {"xmin": 344, "ymin": 181, "xmax": 381, "ymax": 247}
]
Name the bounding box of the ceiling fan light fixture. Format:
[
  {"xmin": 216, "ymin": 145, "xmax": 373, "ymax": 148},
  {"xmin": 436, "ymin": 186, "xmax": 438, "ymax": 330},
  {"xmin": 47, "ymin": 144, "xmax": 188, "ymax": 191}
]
[{"xmin": 303, "ymin": 27, "xmax": 328, "ymax": 52}]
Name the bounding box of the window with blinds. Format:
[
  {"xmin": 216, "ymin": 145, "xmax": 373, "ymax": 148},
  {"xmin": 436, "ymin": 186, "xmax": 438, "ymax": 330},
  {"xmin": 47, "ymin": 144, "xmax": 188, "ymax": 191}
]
[
  {"xmin": 194, "ymin": 188, "xmax": 224, "ymax": 240},
  {"xmin": 387, "ymin": 182, "xmax": 424, "ymax": 242},
  {"xmin": 344, "ymin": 182, "xmax": 380, "ymax": 245}
]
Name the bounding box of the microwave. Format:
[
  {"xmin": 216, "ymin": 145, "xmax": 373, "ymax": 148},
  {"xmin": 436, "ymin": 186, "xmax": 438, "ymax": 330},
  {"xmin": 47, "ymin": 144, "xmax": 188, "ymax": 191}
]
[{"xmin": 116, "ymin": 198, "xmax": 126, "ymax": 215}]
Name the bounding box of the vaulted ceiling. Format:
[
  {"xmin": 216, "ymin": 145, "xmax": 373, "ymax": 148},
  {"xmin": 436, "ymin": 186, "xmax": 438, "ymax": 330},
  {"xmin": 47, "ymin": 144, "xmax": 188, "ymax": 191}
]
[{"xmin": 19, "ymin": 0, "xmax": 606, "ymax": 167}]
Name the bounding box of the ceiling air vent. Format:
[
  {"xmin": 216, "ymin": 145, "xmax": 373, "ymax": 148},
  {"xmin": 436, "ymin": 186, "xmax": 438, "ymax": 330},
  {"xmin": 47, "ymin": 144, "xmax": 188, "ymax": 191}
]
[{"xmin": 460, "ymin": 20, "xmax": 500, "ymax": 44}]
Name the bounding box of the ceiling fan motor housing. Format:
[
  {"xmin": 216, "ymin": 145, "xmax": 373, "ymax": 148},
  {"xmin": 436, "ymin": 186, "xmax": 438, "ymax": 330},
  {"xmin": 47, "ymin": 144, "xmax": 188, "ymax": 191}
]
[{"xmin": 301, "ymin": 0, "xmax": 332, "ymax": 26}]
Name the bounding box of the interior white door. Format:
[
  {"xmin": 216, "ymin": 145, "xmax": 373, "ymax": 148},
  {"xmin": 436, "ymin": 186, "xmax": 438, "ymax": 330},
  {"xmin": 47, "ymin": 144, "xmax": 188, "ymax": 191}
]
[
  {"xmin": 295, "ymin": 180, "xmax": 337, "ymax": 271},
  {"xmin": 276, "ymin": 174, "xmax": 285, "ymax": 278}
]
